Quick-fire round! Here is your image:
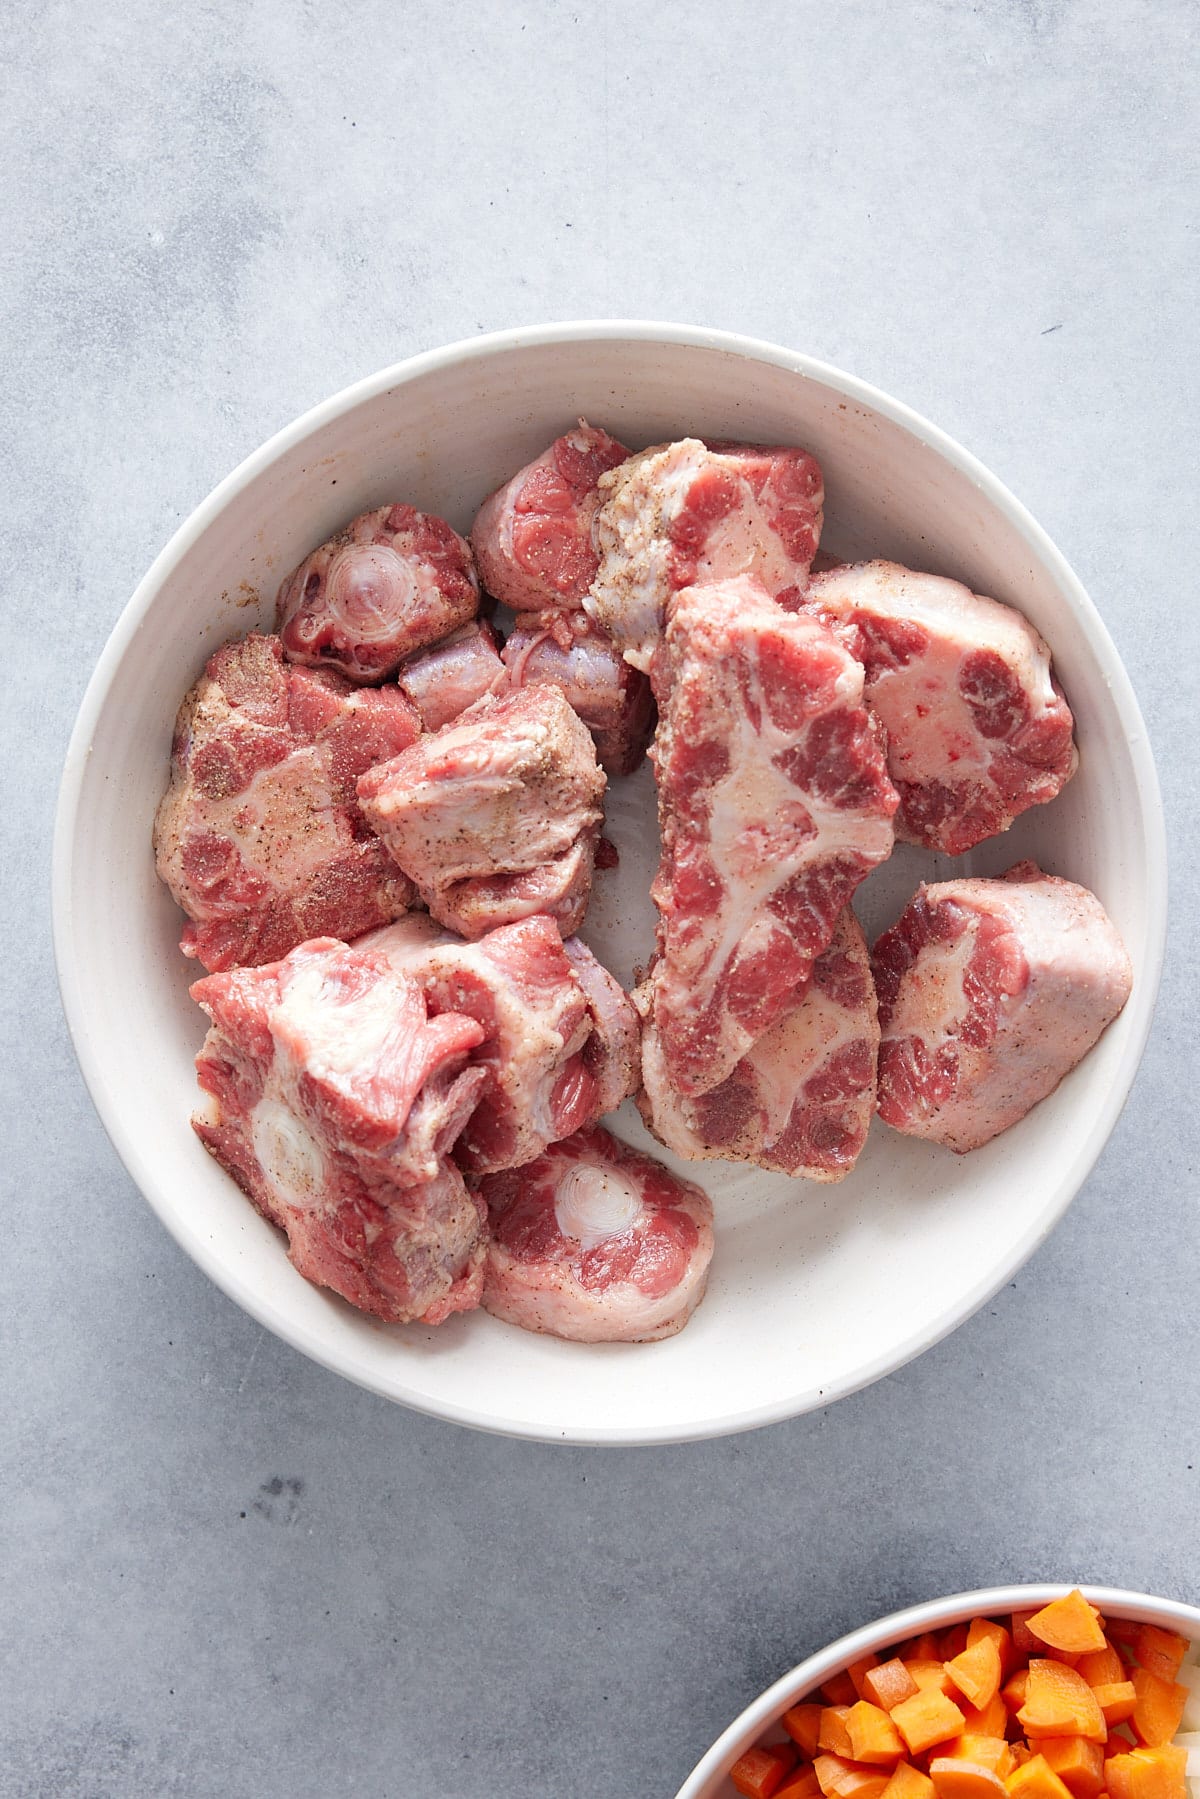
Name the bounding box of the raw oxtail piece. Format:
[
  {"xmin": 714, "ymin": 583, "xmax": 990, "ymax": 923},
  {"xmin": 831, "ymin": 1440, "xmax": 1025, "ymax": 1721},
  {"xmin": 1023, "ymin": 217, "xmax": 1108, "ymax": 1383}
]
[
  {"xmin": 585, "ymin": 436, "xmax": 825, "ymax": 671},
  {"xmin": 364, "ymin": 914, "xmax": 639, "ymax": 1175},
  {"xmin": 357, "ymin": 684, "xmax": 607, "ymax": 940},
  {"xmin": 276, "ymin": 503, "xmax": 480, "ymax": 683},
  {"xmin": 190, "ymin": 936, "xmax": 491, "ymax": 1324},
  {"xmin": 395, "ymin": 618, "xmax": 507, "ymax": 732},
  {"xmin": 154, "ymin": 633, "xmax": 420, "ymax": 973},
  {"xmin": 470, "ymin": 420, "xmax": 629, "ymax": 616},
  {"xmin": 648, "ymin": 574, "xmax": 898, "ymax": 1097},
  {"xmin": 502, "ymin": 612, "xmax": 655, "ymax": 776},
  {"xmin": 480, "ymin": 1124, "xmax": 715, "ymax": 1342},
  {"xmin": 873, "ymin": 861, "xmax": 1133, "ymax": 1152},
  {"xmin": 806, "ymin": 560, "xmax": 1078, "ymax": 855},
  {"xmin": 639, "ymin": 908, "xmax": 879, "ymax": 1181}
]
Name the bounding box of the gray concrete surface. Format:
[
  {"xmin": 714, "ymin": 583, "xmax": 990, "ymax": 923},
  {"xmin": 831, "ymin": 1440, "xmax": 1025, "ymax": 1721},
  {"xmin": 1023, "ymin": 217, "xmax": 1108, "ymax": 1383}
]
[{"xmin": 3, "ymin": 2, "xmax": 1197, "ymax": 1793}]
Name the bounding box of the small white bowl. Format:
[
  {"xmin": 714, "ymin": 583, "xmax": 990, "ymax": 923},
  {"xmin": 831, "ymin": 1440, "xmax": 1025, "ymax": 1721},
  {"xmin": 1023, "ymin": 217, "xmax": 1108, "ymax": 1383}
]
[
  {"xmin": 53, "ymin": 322, "xmax": 1166, "ymax": 1445},
  {"xmin": 677, "ymin": 1583, "xmax": 1200, "ymax": 1798}
]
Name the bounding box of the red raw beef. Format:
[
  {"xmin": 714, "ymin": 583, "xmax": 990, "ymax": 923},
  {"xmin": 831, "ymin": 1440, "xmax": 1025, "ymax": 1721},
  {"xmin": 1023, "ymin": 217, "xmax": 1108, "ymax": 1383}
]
[
  {"xmin": 640, "ymin": 908, "xmax": 879, "ymax": 1180},
  {"xmin": 357, "ymin": 684, "xmax": 606, "ymax": 940},
  {"xmin": 470, "ymin": 421, "xmax": 629, "ymax": 617},
  {"xmin": 806, "ymin": 560, "xmax": 1078, "ymax": 854},
  {"xmin": 276, "ymin": 503, "xmax": 479, "ymax": 683},
  {"xmin": 365, "ymin": 914, "xmax": 639, "ymax": 1175},
  {"xmin": 191, "ymin": 936, "xmax": 491, "ymax": 1324},
  {"xmin": 585, "ymin": 437, "xmax": 824, "ymax": 670},
  {"xmin": 873, "ymin": 861, "xmax": 1132, "ymax": 1152},
  {"xmin": 647, "ymin": 575, "xmax": 898, "ymax": 1097},
  {"xmin": 395, "ymin": 618, "xmax": 507, "ymax": 732},
  {"xmin": 480, "ymin": 1124, "xmax": 714, "ymax": 1341},
  {"xmin": 501, "ymin": 613, "xmax": 655, "ymax": 776},
  {"xmin": 154, "ymin": 634, "xmax": 420, "ymax": 973}
]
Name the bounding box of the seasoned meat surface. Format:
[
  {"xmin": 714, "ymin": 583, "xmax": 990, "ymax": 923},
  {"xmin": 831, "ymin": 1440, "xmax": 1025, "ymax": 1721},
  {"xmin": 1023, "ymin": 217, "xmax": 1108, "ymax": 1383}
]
[
  {"xmin": 276, "ymin": 502, "xmax": 479, "ymax": 683},
  {"xmin": 873, "ymin": 861, "xmax": 1132, "ymax": 1152},
  {"xmin": 191, "ymin": 935, "xmax": 490, "ymax": 1323},
  {"xmin": 480, "ymin": 1125, "xmax": 714, "ymax": 1342},
  {"xmin": 395, "ymin": 618, "xmax": 507, "ymax": 732},
  {"xmin": 807, "ymin": 560, "xmax": 1078, "ymax": 854},
  {"xmin": 501, "ymin": 613, "xmax": 655, "ymax": 776},
  {"xmin": 154, "ymin": 633, "xmax": 419, "ymax": 973},
  {"xmin": 357, "ymin": 684, "xmax": 606, "ymax": 940},
  {"xmin": 648, "ymin": 575, "xmax": 897, "ymax": 1097},
  {"xmin": 585, "ymin": 437, "xmax": 824, "ymax": 671},
  {"xmin": 640, "ymin": 908, "xmax": 879, "ymax": 1181}
]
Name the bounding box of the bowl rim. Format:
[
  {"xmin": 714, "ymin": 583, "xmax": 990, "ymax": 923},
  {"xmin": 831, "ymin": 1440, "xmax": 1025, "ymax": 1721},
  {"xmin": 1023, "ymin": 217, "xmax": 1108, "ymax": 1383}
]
[
  {"xmin": 676, "ymin": 1581, "xmax": 1200, "ymax": 1796},
  {"xmin": 52, "ymin": 320, "xmax": 1169, "ymax": 1444}
]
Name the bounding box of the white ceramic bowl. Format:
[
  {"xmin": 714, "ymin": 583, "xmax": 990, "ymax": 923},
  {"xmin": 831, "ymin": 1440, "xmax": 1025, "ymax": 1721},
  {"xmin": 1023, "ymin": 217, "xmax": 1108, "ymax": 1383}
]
[
  {"xmin": 53, "ymin": 322, "xmax": 1166, "ymax": 1445},
  {"xmin": 676, "ymin": 1583, "xmax": 1200, "ymax": 1797}
]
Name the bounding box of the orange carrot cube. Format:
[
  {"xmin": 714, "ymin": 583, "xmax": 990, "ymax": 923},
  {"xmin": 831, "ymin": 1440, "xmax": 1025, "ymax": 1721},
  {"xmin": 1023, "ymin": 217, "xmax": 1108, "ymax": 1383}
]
[
  {"xmin": 849, "ymin": 1656, "xmax": 883, "ymax": 1700},
  {"xmin": 814, "ymin": 1754, "xmax": 892, "ymax": 1799},
  {"xmin": 909, "ymin": 1636, "xmax": 943, "ymax": 1663},
  {"xmin": 929, "ymin": 1759, "xmax": 1008, "ymax": 1799},
  {"xmin": 1105, "ymin": 1746, "xmax": 1188, "ymax": 1799},
  {"xmin": 866, "ymin": 1662, "xmax": 922, "ymax": 1715},
  {"xmin": 1027, "ymin": 1594, "xmax": 1107, "ymax": 1659},
  {"xmin": 940, "ymin": 1736, "xmax": 1014, "ymax": 1777},
  {"xmin": 1004, "ymin": 1753, "xmax": 1074, "ymax": 1799},
  {"xmin": 1130, "ymin": 1627, "xmax": 1190, "ymax": 1685},
  {"xmin": 907, "ymin": 1663, "xmax": 955, "ymax": 1696},
  {"xmin": 1012, "ymin": 1614, "xmax": 1043, "ymax": 1657},
  {"xmin": 892, "ymin": 1691, "xmax": 968, "ymax": 1756},
  {"xmin": 820, "ymin": 1708, "xmax": 856, "ymax": 1758},
  {"xmin": 778, "ymin": 1770, "xmax": 824, "ymax": 1799},
  {"xmin": 1038, "ymin": 1736, "xmax": 1105, "ymax": 1799},
  {"xmin": 938, "ymin": 1627, "xmax": 971, "ymax": 1662},
  {"xmin": 846, "ymin": 1702, "xmax": 906, "ymax": 1766},
  {"xmin": 824, "ymin": 1673, "xmax": 862, "ymax": 1707},
  {"xmin": 784, "ymin": 1704, "xmax": 825, "ymax": 1757},
  {"xmin": 969, "ymin": 1620, "xmax": 1016, "ymax": 1679},
  {"xmin": 1129, "ymin": 1668, "xmax": 1186, "ymax": 1747},
  {"xmin": 731, "ymin": 1743, "xmax": 798, "ymax": 1798},
  {"xmin": 1077, "ymin": 1646, "xmax": 1124, "ymax": 1689},
  {"xmin": 881, "ymin": 1763, "xmax": 937, "ymax": 1799},
  {"xmin": 1017, "ymin": 1661, "xmax": 1106, "ymax": 1743},
  {"xmin": 946, "ymin": 1640, "xmax": 1004, "ymax": 1711},
  {"xmin": 1093, "ymin": 1680, "xmax": 1137, "ymax": 1726},
  {"xmin": 1002, "ymin": 1672, "xmax": 1029, "ymax": 1714},
  {"xmin": 959, "ymin": 1697, "xmax": 1009, "ymax": 1738}
]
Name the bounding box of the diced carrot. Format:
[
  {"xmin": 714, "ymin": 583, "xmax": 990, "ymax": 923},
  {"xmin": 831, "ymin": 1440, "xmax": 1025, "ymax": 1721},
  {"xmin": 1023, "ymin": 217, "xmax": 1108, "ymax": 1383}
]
[
  {"xmin": 1105, "ymin": 1728, "xmax": 1137, "ymax": 1759},
  {"xmin": 1105, "ymin": 1746, "xmax": 1188, "ymax": 1799},
  {"xmin": 867, "ymin": 1662, "xmax": 922, "ymax": 1715},
  {"xmin": 910, "ymin": 1636, "xmax": 944, "ymax": 1663},
  {"xmin": 778, "ymin": 1770, "xmax": 824, "ymax": 1799},
  {"xmin": 969, "ymin": 1621, "xmax": 1016, "ymax": 1680},
  {"xmin": 1017, "ymin": 1661, "xmax": 1106, "ymax": 1743},
  {"xmin": 824, "ymin": 1673, "xmax": 863, "ymax": 1707},
  {"xmin": 1004, "ymin": 1753, "xmax": 1074, "ymax": 1799},
  {"xmin": 820, "ymin": 1708, "xmax": 856, "ymax": 1758},
  {"xmin": 1077, "ymin": 1646, "xmax": 1124, "ymax": 1689},
  {"xmin": 1108, "ymin": 1619, "xmax": 1143, "ymax": 1647},
  {"xmin": 908, "ymin": 1663, "xmax": 955, "ymax": 1696},
  {"xmin": 1027, "ymin": 1594, "xmax": 1107, "ymax": 1659},
  {"xmin": 960, "ymin": 1697, "xmax": 1009, "ymax": 1738},
  {"xmin": 929, "ymin": 1760, "xmax": 1008, "ymax": 1799},
  {"xmin": 1093, "ymin": 1681, "xmax": 1138, "ymax": 1726},
  {"xmin": 849, "ymin": 1656, "xmax": 883, "ymax": 1700},
  {"xmin": 784, "ymin": 1705, "xmax": 825, "ymax": 1758},
  {"xmin": 846, "ymin": 1702, "xmax": 906, "ymax": 1766},
  {"xmin": 1130, "ymin": 1627, "xmax": 1190, "ymax": 1685},
  {"xmin": 938, "ymin": 1627, "xmax": 971, "ymax": 1662},
  {"xmin": 892, "ymin": 1692, "xmax": 968, "ymax": 1756},
  {"xmin": 1009, "ymin": 1746, "xmax": 1033, "ymax": 1769},
  {"xmin": 941, "ymin": 1737, "xmax": 1015, "ymax": 1777},
  {"xmin": 1129, "ymin": 1668, "xmax": 1187, "ymax": 1747},
  {"xmin": 1038, "ymin": 1736, "xmax": 1105, "ymax": 1799},
  {"xmin": 881, "ymin": 1762, "xmax": 936, "ymax": 1799},
  {"xmin": 814, "ymin": 1755, "xmax": 892, "ymax": 1799},
  {"xmin": 947, "ymin": 1640, "xmax": 1005, "ymax": 1711},
  {"xmin": 1003, "ymin": 1673, "xmax": 1030, "ymax": 1714},
  {"xmin": 731, "ymin": 1744, "xmax": 797, "ymax": 1798},
  {"xmin": 1013, "ymin": 1615, "xmax": 1043, "ymax": 1657}
]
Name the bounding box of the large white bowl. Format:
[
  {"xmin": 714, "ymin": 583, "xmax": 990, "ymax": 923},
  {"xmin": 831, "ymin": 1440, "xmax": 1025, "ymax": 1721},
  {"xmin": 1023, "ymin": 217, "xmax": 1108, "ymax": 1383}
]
[
  {"xmin": 676, "ymin": 1583, "xmax": 1200, "ymax": 1797},
  {"xmin": 53, "ymin": 322, "xmax": 1166, "ymax": 1445}
]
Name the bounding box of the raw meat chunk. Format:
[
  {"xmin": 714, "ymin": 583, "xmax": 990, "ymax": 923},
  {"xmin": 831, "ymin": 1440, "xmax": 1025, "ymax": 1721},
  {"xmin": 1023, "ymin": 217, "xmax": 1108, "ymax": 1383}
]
[
  {"xmin": 276, "ymin": 503, "xmax": 479, "ymax": 683},
  {"xmin": 395, "ymin": 618, "xmax": 507, "ymax": 732},
  {"xmin": 357, "ymin": 684, "xmax": 606, "ymax": 940},
  {"xmin": 585, "ymin": 437, "xmax": 825, "ymax": 671},
  {"xmin": 480, "ymin": 1125, "xmax": 715, "ymax": 1342},
  {"xmin": 154, "ymin": 634, "xmax": 419, "ymax": 973},
  {"xmin": 501, "ymin": 613, "xmax": 655, "ymax": 775},
  {"xmin": 649, "ymin": 575, "xmax": 898, "ymax": 1097},
  {"xmin": 872, "ymin": 861, "xmax": 1132, "ymax": 1152},
  {"xmin": 366, "ymin": 914, "xmax": 639, "ymax": 1174},
  {"xmin": 807, "ymin": 560, "xmax": 1078, "ymax": 854},
  {"xmin": 639, "ymin": 908, "xmax": 879, "ymax": 1181},
  {"xmin": 470, "ymin": 421, "xmax": 629, "ymax": 616},
  {"xmin": 191, "ymin": 936, "xmax": 491, "ymax": 1324}
]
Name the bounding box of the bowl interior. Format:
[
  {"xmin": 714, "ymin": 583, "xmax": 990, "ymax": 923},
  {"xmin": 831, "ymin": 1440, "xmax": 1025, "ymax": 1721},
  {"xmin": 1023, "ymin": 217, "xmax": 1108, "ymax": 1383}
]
[
  {"xmin": 55, "ymin": 327, "xmax": 1164, "ymax": 1443},
  {"xmin": 676, "ymin": 1584, "xmax": 1200, "ymax": 1798}
]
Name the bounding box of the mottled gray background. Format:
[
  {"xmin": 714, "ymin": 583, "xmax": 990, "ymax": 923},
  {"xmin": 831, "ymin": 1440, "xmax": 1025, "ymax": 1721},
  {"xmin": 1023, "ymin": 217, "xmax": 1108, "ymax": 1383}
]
[{"xmin": 3, "ymin": 2, "xmax": 1197, "ymax": 1794}]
